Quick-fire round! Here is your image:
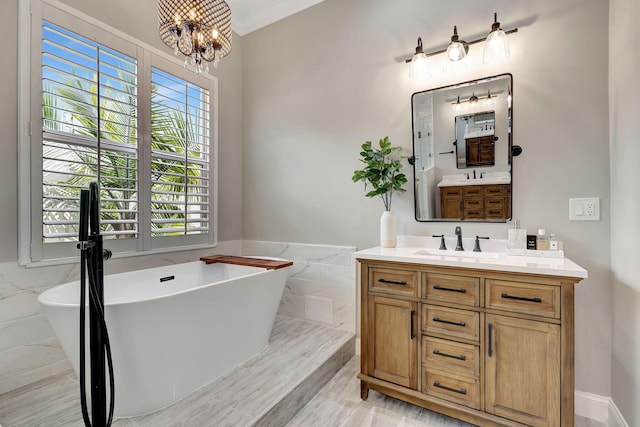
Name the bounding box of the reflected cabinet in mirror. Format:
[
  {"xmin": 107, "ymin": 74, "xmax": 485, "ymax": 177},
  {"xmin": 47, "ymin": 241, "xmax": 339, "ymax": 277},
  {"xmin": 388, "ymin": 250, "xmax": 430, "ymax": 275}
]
[{"xmin": 411, "ymin": 74, "xmax": 513, "ymax": 222}]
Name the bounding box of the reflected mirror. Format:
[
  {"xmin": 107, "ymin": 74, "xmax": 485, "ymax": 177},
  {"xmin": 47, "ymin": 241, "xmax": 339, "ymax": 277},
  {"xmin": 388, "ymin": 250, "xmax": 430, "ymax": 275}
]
[{"xmin": 411, "ymin": 74, "xmax": 513, "ymax": 222}]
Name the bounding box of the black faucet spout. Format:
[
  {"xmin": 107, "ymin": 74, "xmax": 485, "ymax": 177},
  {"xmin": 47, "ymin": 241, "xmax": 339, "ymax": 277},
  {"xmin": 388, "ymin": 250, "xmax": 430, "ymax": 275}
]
[{"xmin": 455, "ymin": 226, "xmax": 464, "ymax": 251}]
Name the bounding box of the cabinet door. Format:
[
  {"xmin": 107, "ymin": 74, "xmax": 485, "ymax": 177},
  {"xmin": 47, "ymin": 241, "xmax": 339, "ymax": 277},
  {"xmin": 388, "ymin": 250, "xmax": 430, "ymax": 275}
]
[
  {"xmin": 440, "ymin": 187, "xmax": 462, "ymax": 219},
  {"xmin": 485, "ymin": 314, "xmax": 560, "ymax": 427},
  {"xmin": 367, "ymin": 295, "xmax": 418, "ymax": 389}
]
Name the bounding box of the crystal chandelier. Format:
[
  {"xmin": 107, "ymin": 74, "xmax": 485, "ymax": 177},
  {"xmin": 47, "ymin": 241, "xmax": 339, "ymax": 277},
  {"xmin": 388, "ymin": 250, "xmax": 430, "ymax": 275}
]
[{"xmin": 158, "ymin": 0, "xmax": 232, "ymax": 74}]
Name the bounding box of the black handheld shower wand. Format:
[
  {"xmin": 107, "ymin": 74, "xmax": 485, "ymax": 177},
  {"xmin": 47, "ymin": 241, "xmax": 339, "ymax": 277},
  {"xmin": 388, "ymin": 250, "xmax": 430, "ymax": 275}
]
[{"xmin": 78, "ymin": 182, "xmax": 114, "ymax": 427}]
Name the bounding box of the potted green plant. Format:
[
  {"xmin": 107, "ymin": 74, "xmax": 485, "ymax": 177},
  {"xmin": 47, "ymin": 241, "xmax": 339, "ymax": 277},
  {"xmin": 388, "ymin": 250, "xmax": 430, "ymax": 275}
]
[{"xmin": 352, "ymin": 136, "xmax": 408, "ymax": 247}]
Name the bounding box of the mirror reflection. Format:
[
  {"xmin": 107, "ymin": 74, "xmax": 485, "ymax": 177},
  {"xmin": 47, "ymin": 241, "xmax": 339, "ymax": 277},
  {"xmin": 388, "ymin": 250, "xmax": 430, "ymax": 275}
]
[
  {"xmin": 455, "ymin": 111, "xmax": 495, "ymax": 168},
  {"xmin": 411, "ymin": 74, "xmax": 512, "ymax": 222}
]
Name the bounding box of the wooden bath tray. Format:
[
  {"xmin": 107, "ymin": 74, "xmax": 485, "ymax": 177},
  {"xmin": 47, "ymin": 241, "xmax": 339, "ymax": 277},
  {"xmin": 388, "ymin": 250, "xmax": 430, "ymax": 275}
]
[{"xmin": 200, "ymin": 255, "xmax": 293, "ymax": 270}]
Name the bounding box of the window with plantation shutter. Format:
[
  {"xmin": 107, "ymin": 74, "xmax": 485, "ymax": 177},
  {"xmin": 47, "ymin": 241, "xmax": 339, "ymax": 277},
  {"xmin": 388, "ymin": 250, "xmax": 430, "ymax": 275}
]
[
  {"xmin": 150, "ymin": 68, "xmax": 211, "ymax": 238},
  {"xmin": 41, "ymin": 21, "xmax": 139, "ymax": 242},
  {"xmin": 20, "ymin": 0, "xmax": 218, "ymax": 264}
]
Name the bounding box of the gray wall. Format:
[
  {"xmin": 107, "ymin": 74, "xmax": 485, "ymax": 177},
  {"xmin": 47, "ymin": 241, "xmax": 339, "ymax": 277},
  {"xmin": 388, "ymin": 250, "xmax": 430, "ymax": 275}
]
[
  {"xmin": 610, "ymin": 0, "xmax": 640, "ymax": 424},
  {"xmin": 242, "ymin": 0, "xmax": 612, "ymax": 397}
]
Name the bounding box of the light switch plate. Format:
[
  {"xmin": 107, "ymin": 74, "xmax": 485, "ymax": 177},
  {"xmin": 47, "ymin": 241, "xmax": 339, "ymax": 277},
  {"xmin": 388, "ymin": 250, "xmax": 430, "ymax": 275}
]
[{"xmin": 569, "ymin": 197, "xmax": 600, "ymax": 221}]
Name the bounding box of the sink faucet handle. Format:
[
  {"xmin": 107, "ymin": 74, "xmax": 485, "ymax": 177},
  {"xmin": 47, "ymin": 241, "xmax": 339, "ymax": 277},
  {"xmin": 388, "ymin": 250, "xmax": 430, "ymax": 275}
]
[
  {"xmin": 432, "ymin": 234, "xmax": 447, "ymax": 250},
  {"xmin": 473, "ymin": 236, "xmax": 490, "ymax": 252}
]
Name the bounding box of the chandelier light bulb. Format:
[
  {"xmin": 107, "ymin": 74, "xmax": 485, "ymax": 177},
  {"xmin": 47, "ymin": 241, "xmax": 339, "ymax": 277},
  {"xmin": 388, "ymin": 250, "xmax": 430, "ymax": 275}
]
[{"xmin": 158, "ymin": 0, "xmax": 232, "ymax": 74}]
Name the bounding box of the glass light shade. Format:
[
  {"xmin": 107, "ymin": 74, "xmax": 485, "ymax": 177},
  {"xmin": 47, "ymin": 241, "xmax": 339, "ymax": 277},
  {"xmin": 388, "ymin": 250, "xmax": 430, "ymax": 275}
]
[
  {"xmin": 447, "ymin": 41, "xmax": 467, "ymax": 62},
  {"xmin": 409, "ymin": 52, "xmax": 430, "ymax": 82},
  {"xmin": 483, "ymin": 29, "xmax": 510, "ymax": 64}
]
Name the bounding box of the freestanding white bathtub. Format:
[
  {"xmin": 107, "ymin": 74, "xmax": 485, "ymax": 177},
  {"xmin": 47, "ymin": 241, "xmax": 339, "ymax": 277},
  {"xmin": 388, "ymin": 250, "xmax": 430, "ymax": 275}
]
[{"xmin": 38, "ymin": 258, "xmax": 291, "ymax": 417}]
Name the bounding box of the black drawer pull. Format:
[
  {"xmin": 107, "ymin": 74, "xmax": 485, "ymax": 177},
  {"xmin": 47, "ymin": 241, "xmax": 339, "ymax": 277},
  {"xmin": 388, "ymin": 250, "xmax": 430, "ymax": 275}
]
[
  {"xmin": 433, "ymin": 381, "xmax": 467, "ymax": 395},
  {"xmin": 501, "ymin": 293, "xmax": 542, "ymax": 303},
  {"xmin": 378, "ymin": 278, "xmax": 407, "ymax": 286},
  {"xmin": 433, "ymin": 349, "xmax": 467, "ymax": 361},
  {"xmin": 432, "ymin": 316, "xmax": 466, "ymax": 327},
  {"xmin": 433, "ymin": 285, "xmax": 467, "ymax": 293}
]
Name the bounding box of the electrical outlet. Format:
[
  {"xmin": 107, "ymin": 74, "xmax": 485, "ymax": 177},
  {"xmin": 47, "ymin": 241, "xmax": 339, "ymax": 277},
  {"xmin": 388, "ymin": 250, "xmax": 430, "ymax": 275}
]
[{"xmin": 569, "ymin": 197, "xmax": 600, "ymax": 221}]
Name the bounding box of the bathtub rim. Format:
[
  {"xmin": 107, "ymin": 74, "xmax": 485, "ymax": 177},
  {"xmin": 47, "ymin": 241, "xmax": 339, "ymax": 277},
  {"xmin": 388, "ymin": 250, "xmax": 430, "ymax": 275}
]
[{"xmin": 38, "ymin": 256, "xmax": 292, "ymax": 309}]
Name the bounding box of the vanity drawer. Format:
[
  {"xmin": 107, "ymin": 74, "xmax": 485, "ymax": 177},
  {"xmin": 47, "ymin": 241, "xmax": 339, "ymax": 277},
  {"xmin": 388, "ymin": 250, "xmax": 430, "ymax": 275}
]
[
  {"xmin": 463, "ymin": 198, "xmax": 483, "ymax": 209},
  {"xmin": 463, "ymin": 187, "xmax": 483, "ymax": 197},
  {"xmin": 485, "ymin": 207, "xmax": 506, "ymax": 219},
  {"xmin": 486, "ymin": 279, "xmax": 560, "ymax": 319},
  {"xmin": 484, "ymin": 197, "xmax": 505, "ymax": 209},
  {"xmin": 422, "ymin": 336, "xmax": 479, "ymax": 375},
  {"xmin": 463, "ymin": 208, "xmax": 484, "ymax": 219},
  {"xmin": 422, "ymin": 369, "xmax": 480, "ymax": 409},
  {"xmin": 422, "ymin": 305, "xmax": 479, "ymax": 341},
  {"xmin": 485, "ymin": 185, "xmax": 506, "ymax": 196},
  {"xmin": 423, "ymin": 273, "xmax": 480, "ymax": 306},
  {"xmin": 442, "ymin": 187, "xmax": 462, "ymax": 197},
  {"xmin": 369, "ymin": 267, "xmax": 418, "ymax": 297}
]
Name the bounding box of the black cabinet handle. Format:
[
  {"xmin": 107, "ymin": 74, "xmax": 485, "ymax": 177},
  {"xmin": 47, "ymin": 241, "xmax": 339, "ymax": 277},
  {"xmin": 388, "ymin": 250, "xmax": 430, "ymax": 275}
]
[
  {"xmin": 501, "ymin": 293, "xmax": 542, "ymax": 303},
  {"xmin": 433, "ymin": 285, "xmax": 467, "ymax": 293},
  {"xmin": 433, "ymin": 381, "xmax": 467, "ymax": 395},
  {"xmin": 410, "ymin": 310, "xmax": 416, "ymax": 340},
  {"xmin": 488, "ymin": 323, "xmax": 493, "ymax": 358},
  {"xmin": 433, "ymin": 349, "xmax": 466, "ymax": 361},
  {"xmin": 432, "ymin": 316, "xmax": 466, "ymax": 327},
  {"xmin": 378, "ymin": 278, "xmax": 407, "ymax": 286}
]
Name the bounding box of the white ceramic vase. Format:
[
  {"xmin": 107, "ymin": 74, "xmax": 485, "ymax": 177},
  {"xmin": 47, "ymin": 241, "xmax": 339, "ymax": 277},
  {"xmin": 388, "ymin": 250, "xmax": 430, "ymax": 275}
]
[{"xmin": 380, "ymin": 210, "xmax": 397, "ymax": 248}]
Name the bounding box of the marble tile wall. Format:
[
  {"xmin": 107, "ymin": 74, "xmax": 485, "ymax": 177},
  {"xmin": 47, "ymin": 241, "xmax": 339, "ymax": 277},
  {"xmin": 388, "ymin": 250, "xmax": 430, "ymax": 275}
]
[
  {"xmin": 0, "ymin": 240, "xmax": 242, "ymax": 395},
  {"xmin": 242, "ymin": 241, "xmax": 356, "ymax": 333}
]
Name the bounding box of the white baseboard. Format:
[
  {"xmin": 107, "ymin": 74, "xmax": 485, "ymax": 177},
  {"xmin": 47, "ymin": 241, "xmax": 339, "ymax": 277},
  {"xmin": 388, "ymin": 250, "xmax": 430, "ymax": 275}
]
[
  {"xmin": 575, "ymin": 391, "xmax": 629, "ymax": 427},
  {"xmin": 608, "ymin": 398, "xmax": 629, "ymax": 427}
]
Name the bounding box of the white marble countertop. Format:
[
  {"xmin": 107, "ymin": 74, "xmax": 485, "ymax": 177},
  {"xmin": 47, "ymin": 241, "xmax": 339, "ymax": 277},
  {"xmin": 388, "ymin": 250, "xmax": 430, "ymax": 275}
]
[
  {"xmin": 353, "ymin": 237, "xmax": 587, "ymax": 279},
  {"xmin": 437, "ymin": 172, "xmax": 511, "ymax": 188}
]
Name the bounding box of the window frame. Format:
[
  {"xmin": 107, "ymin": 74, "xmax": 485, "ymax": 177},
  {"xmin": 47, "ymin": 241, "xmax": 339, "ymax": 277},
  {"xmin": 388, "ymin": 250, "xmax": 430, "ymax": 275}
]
[{"xmin": 18, "ymin": 0, "xmax": 219, "ymax": 266}]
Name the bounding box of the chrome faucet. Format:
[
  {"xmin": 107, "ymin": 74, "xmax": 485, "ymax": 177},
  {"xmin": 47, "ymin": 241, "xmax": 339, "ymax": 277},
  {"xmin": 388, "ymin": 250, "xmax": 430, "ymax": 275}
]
[{"xmin": 455, "ymin": 226, "xmax": 464, "ymax": 251}]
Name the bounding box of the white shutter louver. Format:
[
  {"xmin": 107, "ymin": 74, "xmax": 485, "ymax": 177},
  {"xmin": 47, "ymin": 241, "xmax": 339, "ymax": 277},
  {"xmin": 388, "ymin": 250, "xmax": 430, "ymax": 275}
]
[
  {"xmin": 150, "ymin": 68, "xmax": 210, "ymax": 237},
  {"xmin": 41, "ymin": 21, "xmax": 138, "ymax": 242}
]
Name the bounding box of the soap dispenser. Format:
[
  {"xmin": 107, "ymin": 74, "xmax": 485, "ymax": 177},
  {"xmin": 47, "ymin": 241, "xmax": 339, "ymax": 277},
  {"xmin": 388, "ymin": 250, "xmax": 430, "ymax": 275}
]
[{"xmin": 507, "ymin": 220, "xmax": 527, "ymax": 250}]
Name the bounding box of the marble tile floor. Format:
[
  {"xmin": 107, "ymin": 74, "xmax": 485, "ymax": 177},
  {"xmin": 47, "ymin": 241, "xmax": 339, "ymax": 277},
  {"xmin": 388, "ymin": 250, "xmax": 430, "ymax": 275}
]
[
  {"xmin": 0, "ymin": 315, "xmax": 355, "ymax": 427},
  {"xmin": 286, "ymin": 356, "xmax": 610, "ymax": 427}
]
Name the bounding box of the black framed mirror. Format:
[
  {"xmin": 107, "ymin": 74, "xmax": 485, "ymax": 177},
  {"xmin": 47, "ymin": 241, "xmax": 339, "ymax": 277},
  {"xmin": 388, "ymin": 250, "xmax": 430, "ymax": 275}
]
[{"xmin": 411, "ymin": 73, "xmax": 514, "ymax": 222}]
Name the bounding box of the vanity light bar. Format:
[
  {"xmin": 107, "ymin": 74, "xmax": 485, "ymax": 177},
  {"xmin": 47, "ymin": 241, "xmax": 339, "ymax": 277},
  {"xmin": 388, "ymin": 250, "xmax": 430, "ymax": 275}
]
[
  {"xmin": 450, "ymin": 90, "xmax": 504, "ymax": 105},
  {"xmin": 404, "ymin": 29, "xmax": 518, "ymax": 63}
]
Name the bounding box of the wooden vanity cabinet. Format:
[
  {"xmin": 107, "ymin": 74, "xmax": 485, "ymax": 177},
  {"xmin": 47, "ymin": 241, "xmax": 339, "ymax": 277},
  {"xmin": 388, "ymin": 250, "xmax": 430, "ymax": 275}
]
[
  {"xmin": 358, "ymin": 259, "xmax": 582, "ymax": 427},
  {"xmin": 440, "ymin": 184, "xmax": 510, "ymax": 220},
  {"xmin": 466, "ymin": 135, "xmax": 495, "ymax": 167}
]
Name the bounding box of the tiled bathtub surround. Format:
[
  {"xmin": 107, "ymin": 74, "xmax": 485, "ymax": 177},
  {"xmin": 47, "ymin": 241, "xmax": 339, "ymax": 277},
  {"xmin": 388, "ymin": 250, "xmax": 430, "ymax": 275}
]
[{"xmin": 242, "ymin": 241, "xmax": 356, "ymax": 333}]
